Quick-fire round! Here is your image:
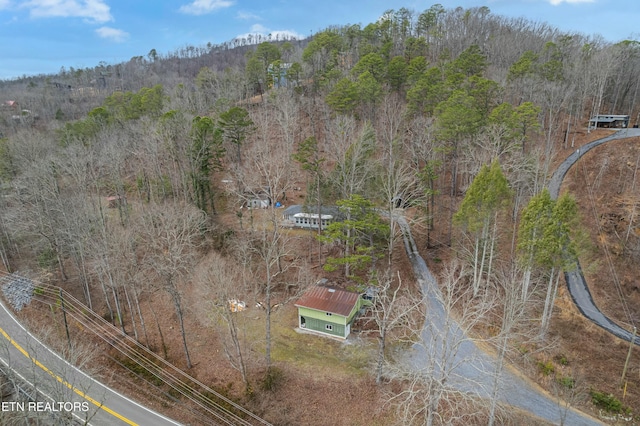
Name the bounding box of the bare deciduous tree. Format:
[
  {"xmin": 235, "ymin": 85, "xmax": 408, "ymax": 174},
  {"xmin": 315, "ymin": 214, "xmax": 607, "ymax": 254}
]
[
  {"xmin": 550, "ymin": 368, "xmax": 588, "ymax": 426},
  {"xmin": 140, "ymin": 201, "xmax": 207, "ymax": 369},
  {"xmin": 365, "ymin": 270, "xmax": 424, "ymax": 384},
  {"xmin": 196, "ymin": 252, "xmax": 253, "ymax": 393},
  {"xmin": 487, "ymin": 263, "xmax": 537, "ymax": 426},
  {"xmin": 325, "ymin": 116, "xmax": 376, "ymax": 200},
  {"xmin": 250, "ymin": 228, "xmax": 292, "ymax": 377},
  {"xmin": 386, "ymin": 261, "xmax": 494, "ymax": 425}
]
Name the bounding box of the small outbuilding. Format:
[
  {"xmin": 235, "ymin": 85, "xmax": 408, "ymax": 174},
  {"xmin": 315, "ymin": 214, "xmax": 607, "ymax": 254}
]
[
  {"xmin": 242, "ymin": 188, "xmax": 272, "ymax": 209},
  {"xmin": 247, "ymin": 196, "xmax": 270, "ymax": 209},
  {"xmin": 295, "ymin": 285, "xmax": 364, "ymax": 339}
]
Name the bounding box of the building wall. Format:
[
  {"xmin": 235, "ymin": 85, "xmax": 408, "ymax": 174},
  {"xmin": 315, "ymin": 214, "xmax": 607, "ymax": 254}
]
[
  {"xmin": 292, "ymin": 216, "xmax": 332, "ymax": 230},
  {"xmin": 298, "ymin": 306, "xmax": 347, "ymax": 325},
  {"xmin": 589, "ymin": 115, "xmax": 629, "ymax": 129},
  {"xmin": 297, "ymin": 304, "xmax": 363, "ymax": 338},
  {"xmin": 299, "ymin": 315, "xmax": 346, "ymax": 338},
  {"xmin": 249, "ymin": 198, "xmax": 269, "ymax": 208},
  {"xmin": 345, "ymin": 301, "xmax": 361, "ymax": 324}
]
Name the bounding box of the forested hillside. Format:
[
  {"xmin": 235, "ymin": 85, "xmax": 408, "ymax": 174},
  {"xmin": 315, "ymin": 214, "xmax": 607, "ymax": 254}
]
[{"xmin": 1, "ymin": 5, "xmax": 639, "ymax": 425}]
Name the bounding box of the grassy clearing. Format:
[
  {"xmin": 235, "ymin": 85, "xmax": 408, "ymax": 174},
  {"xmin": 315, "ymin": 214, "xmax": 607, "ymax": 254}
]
[{"xmin": 233, "ymin": 303, "xmax": 377, "ymax": 378}]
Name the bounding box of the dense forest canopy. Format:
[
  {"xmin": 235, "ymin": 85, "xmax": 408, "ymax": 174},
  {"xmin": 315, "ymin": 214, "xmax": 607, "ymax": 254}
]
[{"xmin": 1, "ymin": 4, "xmax": 639, "ymax": 424}]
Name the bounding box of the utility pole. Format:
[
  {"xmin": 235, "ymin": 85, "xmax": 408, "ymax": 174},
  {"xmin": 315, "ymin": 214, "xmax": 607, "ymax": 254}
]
[
  {"xmin": 621, "ymin": 326, "xmax": 637, "ymax": 388},
  {"xmin": 60, "ymin": 289, "xmax": 72, "ymax": 351}
]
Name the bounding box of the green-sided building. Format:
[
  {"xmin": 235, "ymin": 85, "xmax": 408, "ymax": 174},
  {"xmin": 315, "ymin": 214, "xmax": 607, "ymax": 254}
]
[{"xmin": 295, "ymin": 285, "xmax": 363, "ymax": 339}]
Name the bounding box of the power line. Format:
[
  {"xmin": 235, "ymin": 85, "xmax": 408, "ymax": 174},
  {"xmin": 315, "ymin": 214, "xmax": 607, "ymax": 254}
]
[
  {"xmin": 579, "ymin": 158, "xmax": 635, "ymax": 328},
  {"xmin": 0, "ymin": 270, "xmax": 272, "ymax": 426}
]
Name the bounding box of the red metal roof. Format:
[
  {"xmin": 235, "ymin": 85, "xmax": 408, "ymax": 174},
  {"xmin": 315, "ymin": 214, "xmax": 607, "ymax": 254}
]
[{"xmin": 295, "ymin": 286, "xmax": 360, "ymax": 317}]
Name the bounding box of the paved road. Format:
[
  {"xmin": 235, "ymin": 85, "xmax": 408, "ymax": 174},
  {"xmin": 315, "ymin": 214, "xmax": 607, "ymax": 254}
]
[
  {"xmin": 396, "ymin": 216, "xmax": 603, "ymax": 425},
  {"xmin": 548, "ymin": 128, "xmax": 640, "ymax": 346},
  {"xmin": 0, "ymin": 299, "xmax": 181, "ymax": 426},
  {"xmin": 395, "ymin": 130, "xmax": 640, "ymax": 423}
]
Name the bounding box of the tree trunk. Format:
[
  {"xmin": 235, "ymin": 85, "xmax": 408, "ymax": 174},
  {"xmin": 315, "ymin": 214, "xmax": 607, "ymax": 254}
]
[
  {"xmin": 345, "ymin": 226, "xmax": 352, "ymax": 278},
  {"xmin": 472, "ymin": 235, "xmax": 481, "ymax": 297},
  {"xmin": 488, "ymin": 331, "xmax": 508, "ymax": 426},
  {"xmin": 316, "ymin": 172, "xmax": 324, "ymax": 263},
  {"xmin": 429, "ymin": 176, "xmax": 435, "ymax": 247},
  {"xmin": 72, "ymin": 247, "xmax": 92, "ymax": 310},
  {"xmin": 99, "ymin": 274, "xmax": 115, "ymax": 325},
  {"xmin": 111, "ymin": 285, "xmax": 126, "ymax": 335},
  {"xmin": 133, "ymin": 285, "xmax": 150, "ymax": 347},
  {"xmin": 169, "ymin": 285, "xmax": 192, "ymax": 369},
  {"xmin": 123, "ymin": 285, "xmax": 138, "ymax": 341},
  {"xmin": 265, "ymin": 276, "xmax": 272, "ymax": 371},
  {"xmin": 387, "ymin": 207, "xmax": 396, "ymax": 267},
  {"xmin": 149, "ymin": 299, "xmax": 168, "ymax": 359},
  {"xmin": 485, "ymin": 214, "xmax": 499, "ymax": 291},
  {"xmin": 521, "ymin": 267, "xmax": 532, "ymax": 303},
  {"xmin": 54, "ymin": 238, "xmax": 68, "ymax": 281},
  {"xmin": 376, "ymin": 333, "xmax": 386, "ymax": 384},
  {"xmin": 540, "ymin": 268, "xmax": 560, "ymax": 338},
  {"xmin": 225, "ymin": 310, "xmax": 250, "ymax": 392},
  {"xmin": 103, "ymin": 255, "xmax": 126, "ymax": 335},
  {"xmin": 476, "ymin": 223, "xmax": 490, "ymax": 297}
]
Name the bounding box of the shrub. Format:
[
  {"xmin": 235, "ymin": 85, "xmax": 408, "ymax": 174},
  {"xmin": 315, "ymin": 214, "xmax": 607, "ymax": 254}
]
[
  {"xmin": 537, "ymin": 360, "xmax": 554, "ymax": 376},
  {"xmin": 37, "ymin": 247, "xmax": 57, "ymax": 269},
  {"xmin": 556, "ymin": 375, "xmax": 574, "ymax": 389},
  {"xmin": 118, "ymin": 356, "xmax": 163, "ymax": 386},
  {"xmin": 590, "ymin": 390, "xmax": 624, "ymax": 413},
  {"xmin": 261, "ymin": 366, "xmax": 285, "ymax": 391},
  {"xmin": 556, "ymin": 354, "xmax": 569, "ymax": 366}
]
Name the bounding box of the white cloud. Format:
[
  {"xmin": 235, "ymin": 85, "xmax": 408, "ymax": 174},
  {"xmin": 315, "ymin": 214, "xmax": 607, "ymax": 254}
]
[
  {"xmin": 21, "ymin": 0, "xmax": 112, "ymax": 23},
  {"xmin": 547, "ymin": 0, "xmax": 595, "ymax": 5},
  {"xmin": 0, "ymin": 0, "xmax": 10, "ymax": 10},
  {"xmin": 236, "ymin": 11, "xmax": 260, "ymax": 20},
  {"xmin": 179, "ymin": 0, "xmax": 233, "ymax": 16},
  {"xmin": 234, "ymin": 24, "xmax": 305, "ymax": 44},
  {"xmin": 250, "ymin": 23, "xmax": 268, "ymax": 33},
  {"xmin": 96, "ymin": 26, "xmax": 128, "ymax": 42}
]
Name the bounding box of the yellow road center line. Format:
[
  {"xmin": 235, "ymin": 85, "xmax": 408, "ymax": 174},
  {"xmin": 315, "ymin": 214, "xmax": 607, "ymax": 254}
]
[{"xmin": 0, "ymin": 325, "xmax": 138, "ymax": 425}]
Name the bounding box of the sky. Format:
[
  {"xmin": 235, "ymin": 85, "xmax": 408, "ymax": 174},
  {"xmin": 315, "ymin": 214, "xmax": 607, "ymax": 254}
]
[{"xmin": 1, "ymin": 0, "xmax": 639, "ymax": 80}]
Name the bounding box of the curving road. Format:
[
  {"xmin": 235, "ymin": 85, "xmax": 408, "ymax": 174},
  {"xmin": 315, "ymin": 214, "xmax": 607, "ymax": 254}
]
[
  {"xmin": 548, "ymin": 127, "xmax": 640, "ymax": 346},
  {"xmin": 397, "ymin": 215, "xmax": 603, "ymax": 425},
  {"xmin": 0, "ymin": 298, "xmax": 181, "ymax": 426},
  {"xmin": 0, "ymin": 131, "xmax": 635, "ymax": 425},
  {"xmin": 395, "ymin": 128, "xmax": 640, "ymax": 423}
]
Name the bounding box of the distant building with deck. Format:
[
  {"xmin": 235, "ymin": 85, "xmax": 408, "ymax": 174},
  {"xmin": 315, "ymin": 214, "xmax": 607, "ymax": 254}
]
[{"xmin": 589, "ymin": 114, "xmax": 629, "ymax": 129}]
